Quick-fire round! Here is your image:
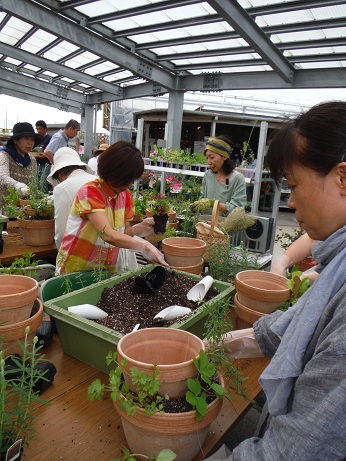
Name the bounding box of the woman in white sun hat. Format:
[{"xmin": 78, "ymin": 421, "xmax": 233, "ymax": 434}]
[{"xmin": 47, "ymin": 146, "xmax": 96, "ymax": 249}]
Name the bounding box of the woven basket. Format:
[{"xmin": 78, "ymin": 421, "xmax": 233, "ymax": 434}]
[{"xmin": 196, "ymin": 200, "xmax": 229, "ymax": 262}]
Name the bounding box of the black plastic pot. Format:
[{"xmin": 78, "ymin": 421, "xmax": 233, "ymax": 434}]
[{"xmin": 133, "ymin": 266, "xmax": 167, "ymax": 294}]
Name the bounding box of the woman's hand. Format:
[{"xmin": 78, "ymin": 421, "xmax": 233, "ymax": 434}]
[{"xmin": 132, "ymin": 218, "xmax": 155, "ymax": 237}]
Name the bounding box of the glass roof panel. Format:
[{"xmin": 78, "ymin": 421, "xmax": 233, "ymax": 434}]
[
  {"xmin": 0, "ymin": 17, "xmax": 32, "ymax": 45},
  {"xmin": 64, "ymin": 52, "xmax": 100, "ymax": 69},
  {"xmin": 20, "ymin": 30, "xmax": 58, "ymax": 54}
]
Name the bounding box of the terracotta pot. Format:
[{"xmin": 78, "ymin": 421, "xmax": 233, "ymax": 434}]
[
  {"xmin": 0, "ymin": 275, "xmax": 39, "ymax": 324},
  {"xmin": 117, "ymin": 328, "xmax": 204, "ymax": 398},
  {"xmin": 233, "ymin": 293, "xmax": 266, "ymax": 329},
  {"xmin": 162, "ymin": 237, "xmax": 207, "ymax": 267},
  {"xmin": 17, "ymin": 217, "xmax": 55, "ymax": 246},
  {"xmin": 168, "ymin": 210, "xmax": 177, "ymax": 223},
  {"xmin": 235, "ymin": 270, "xmax": 290, "ymax": 314},
  {"xmin": 0, "ymin": 298, "xmax": 43, "ymax": 357},
  {"xmin": 114, "ymin": 377, "xmax": 224, "ymax": 461},
  {"xmin": 168, "ymin": 219, "xmax": 179, "ymax": 230},
  {"xmin": 170, "ymin": 260, "xmax": 204, "ymax": 276}
]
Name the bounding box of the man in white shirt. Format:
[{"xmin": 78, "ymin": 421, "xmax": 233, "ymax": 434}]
[{"xmin": 47, "ymin": 147, "xmax": 95, "ymax": 249}]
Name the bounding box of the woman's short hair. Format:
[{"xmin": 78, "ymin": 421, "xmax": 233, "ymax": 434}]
[
  {"xmin": 267, "ymin": 101, "xmax": 346, "ymax": 186},
  {"xmin": 97, "ymin": 141, "xmax": 144, "ymax": 187}
]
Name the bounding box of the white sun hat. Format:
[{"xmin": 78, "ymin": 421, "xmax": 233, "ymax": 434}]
[{"xmin": 47, "ymin": 147, "xmax": 94, "ymax": 186}]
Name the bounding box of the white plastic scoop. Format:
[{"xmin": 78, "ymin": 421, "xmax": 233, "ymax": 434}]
[{"xmin": 153, "ymin": 305, "xmax": 191, "ymax": 322}]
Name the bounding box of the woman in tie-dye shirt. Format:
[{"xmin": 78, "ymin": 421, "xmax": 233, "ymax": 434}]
[{"xmin": 56, "ymin": 141, "xmax": 167, "ymax": 275}]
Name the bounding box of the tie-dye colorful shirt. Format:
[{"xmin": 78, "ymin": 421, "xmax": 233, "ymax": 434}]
[{"xmin": 57, "ymin": 178, "xmax": 134, "ymax": 274}]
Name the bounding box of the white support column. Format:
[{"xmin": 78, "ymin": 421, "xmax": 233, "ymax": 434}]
[
  {"xmin": 82, "ymin": 104, "xmax": 95, "ymax": 160},
  {"xmin": 165, "ymin": 91, "xmax": 184, "ymax": 149}
]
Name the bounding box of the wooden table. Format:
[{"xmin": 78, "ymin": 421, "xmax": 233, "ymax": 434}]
[
  {"xmin": 22, "ymin": 336, "xmax": 270, "ymax": 461},
  {"xmin": 0, "ymin": 221, "xmax": 57, "ymax": 265}
]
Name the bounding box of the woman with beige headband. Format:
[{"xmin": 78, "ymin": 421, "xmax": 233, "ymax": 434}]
[{"xmin": 191, "ymin": 135, "xmax": 247, "ymax": 215}]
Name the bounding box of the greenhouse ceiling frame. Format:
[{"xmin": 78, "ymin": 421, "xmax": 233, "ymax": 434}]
[{"xmin": 0, "ymin": 0, "xmax": 346, "ymax": 115}]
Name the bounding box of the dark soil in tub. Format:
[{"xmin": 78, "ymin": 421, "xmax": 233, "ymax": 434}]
[{"xmin": 95, "ymin": 271, "xmax": 219, "ymax": 335}]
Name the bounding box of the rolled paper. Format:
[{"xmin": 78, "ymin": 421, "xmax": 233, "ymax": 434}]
[
  {"xmin": 153, "ymin": 305, "xmax": 191, "ymax": 321},
  {"xmin": 68, "ymin": 304, "xmax": 108, "ymax": 320},
  {"xmin": 186, "ymin": 275, "xmax": 214, "ymax": 301}
]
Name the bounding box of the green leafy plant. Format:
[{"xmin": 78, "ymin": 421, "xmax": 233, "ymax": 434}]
[
  {"xmin": 280, "ymin": 265, "xmax": 311, "ymax": 311},
  {"xmin": 146, "ymin": 192, "xmax": 171, "ymax": 216},
  {"xmin": 0, "ymin": 252, "xmax": 42, "ymax": 276},
  {"xmin": 0, "ymin": 328, "xmax": 50, "ymax": 457},
  {"xmin": 113, "ymin": 447, "xmax": 176, "ymax": 461},
  {"xmin": 3, "ymin": 188, "xmax": 23, "ymax": 219}
]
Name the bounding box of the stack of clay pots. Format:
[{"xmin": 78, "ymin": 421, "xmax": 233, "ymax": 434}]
[
  {"xmin": 161, "ymin": 237, "xmax": 207, "ymax": 275},
  {"xmin": 0, "ymin": 274, "xmax": 43, "ymax": 356},
  {"xmin": 234, "ymin": 270, "xmax": 290, "ymax": 329}
]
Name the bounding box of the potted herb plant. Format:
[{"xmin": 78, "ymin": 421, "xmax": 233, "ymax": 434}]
[
  {"xmin": 146, "ymin": 192, "xmax": 171, "ymax": 234},
  {"xmin": 88, "ymin": 299, "xmax": 247, "ymax": 461},
  {"xmin": 0, "ymin": 328, "xmax": 49, "ymax": 460}
]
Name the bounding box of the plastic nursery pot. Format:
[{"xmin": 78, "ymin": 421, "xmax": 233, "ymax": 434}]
[
  {"xmin": 0, "ymin": 274, "xmax": 39, "ymax": 324},
  {"xmin": 133, "ymin": 266, "xmax": 167, "ymax": 294},
  {"xmin": 162, "ymin": 237, "xmax": 207, "ymax": 267},
  {"xmin": 117, "ymin": 327, "xmax": 205, "ymax": 398},
  {"xmin": 235, "ymin": 270, "xmax": 290, "ymax": 314},
  {"xmin": 233, "ymin": 293, "xmax": 266, "ymax": 329},
  {"xmin": 0, "ymin": 298, "xmax": 44, "ymax": 357},
  {"xmin": 114, "ymin": 376, "xmax": 224, "ymax": 461},
  {"xmin": 153, "ymin": 213, "xmax": 169, "ymax": 234}
]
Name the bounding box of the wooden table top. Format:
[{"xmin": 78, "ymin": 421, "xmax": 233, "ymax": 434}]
[
  {"xmin": 22, "ymin": 335, "xmax": 270, "ymax": 461},
  {"xmin": 0, "ymin": 221, "xmax": 57, "ymax": 264}
]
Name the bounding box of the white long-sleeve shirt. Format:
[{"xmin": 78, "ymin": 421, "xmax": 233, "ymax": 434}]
[{"xmin": 53, "ymin": 169, "xmax": 96, "ymax": 249}]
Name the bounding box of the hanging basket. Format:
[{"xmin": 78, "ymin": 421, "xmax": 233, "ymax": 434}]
[{"xmin": 195, "ymin": 200, "xmax": 229, "ymax": 262}]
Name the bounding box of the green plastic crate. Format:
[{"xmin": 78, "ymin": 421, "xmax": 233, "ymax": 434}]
[{"xmin": 44, "ymin": 265, "xmax": 235, "ymax": 373}]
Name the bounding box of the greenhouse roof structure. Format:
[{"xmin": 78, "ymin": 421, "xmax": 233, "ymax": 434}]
[{"xmin": 1, "ymin": 0, "xmax": 346, "ymax": 115}]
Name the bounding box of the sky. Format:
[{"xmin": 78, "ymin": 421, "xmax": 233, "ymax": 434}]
[{"xmin": 1, "ymin": 88, "xmax": 345, "ymax": 134}]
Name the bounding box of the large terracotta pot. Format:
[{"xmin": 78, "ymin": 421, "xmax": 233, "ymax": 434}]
[
  {"xmin": 0, "ymin": 298, "xmax": 43, "ymax": 357},
  {"xmin": 117, "ymin": 327, "xmax": 204, "ymax": 398},
  {"xmin": 235, "ymin": 270, "xmax": 290, "ymax": 314},
  {"xmin": 114, "ymin": 376, "xmax": 224, "ymax": 461},
  {"xmin": 17, "ymin": 217, "xmax": 55, "ymax": 246},
  {"xmin": 0, "ymin": 274, "xmax": 39, "ymax": 324},
  {"xmin": 162, "ymin": 237, "xmax": 207, "ymax": 268},
  {"xmin": 233, "ymin": 293, "xmax": 266, "ymax": 329}
]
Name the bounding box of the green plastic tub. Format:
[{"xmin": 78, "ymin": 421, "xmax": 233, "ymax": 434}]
[{"xmin": 44, "ymin": 266, "xmax": 235, "ymax": 373}]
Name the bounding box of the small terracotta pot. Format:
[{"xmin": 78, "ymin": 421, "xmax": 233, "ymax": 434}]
[
  {"xmin": 0, "ymin": 298, "xmax": 43, "ymax": 357},
  {"xmin": 117, "ymin": 327, "xmax": 204, "ymax": 398},
  {"xmin": 233, "ymin": 293, "xmax": 266, "ymax": 329},
  {"xmin": 17, "ymin": 217, "xmax": 55, "ymax": 246},
  {"xmin": 0, "ymin": 274, "xmax": 39, "ymax": 324},
  {"xmin": 235, "ymin": 270, "xmax": 290, "ymax": 314},
  {"xmin": 168, "ymin": 210, "xmax": 177, "ymax": 223},
  {"xmin": 114, "ymin": 376, "xmax": 224, "ymax": 461},
  {"xmin": 162, "ymin": 237, "xmax": 207, "ymax": 267}
]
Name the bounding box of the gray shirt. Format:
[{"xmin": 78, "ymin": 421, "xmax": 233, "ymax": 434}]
[{"xmin": 228, "ymin": 287, "xmax": 346, "ymax": 461}]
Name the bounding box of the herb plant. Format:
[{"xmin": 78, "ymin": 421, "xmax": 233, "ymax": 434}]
[
  {"xmin": 113, "ymin": 448, "xmax": 176, "ymax": 461},
  {"xmin": 0, "ymin": 328, "xmax": 50, "ymax": 457}
]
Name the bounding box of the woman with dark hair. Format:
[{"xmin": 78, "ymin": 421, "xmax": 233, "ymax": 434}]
[
  {"xmin": 56, "ymin": 141, "xmax": 167, "ymax": 274},
  {"xmin": 0, "ymin": 122, "xmax": 42, "ymax": 212},
  {"xmin": 191, "ymin": 135, "xmax": 247, "ymax": 215},
  {"xmin": 217, "ymin": 102, "xmax": 346, "ymax": 460}
]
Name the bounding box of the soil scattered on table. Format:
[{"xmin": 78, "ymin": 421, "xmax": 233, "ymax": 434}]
[{"xmin": 95, "ymin": 270, "xmax": 219, "ymax": 334}]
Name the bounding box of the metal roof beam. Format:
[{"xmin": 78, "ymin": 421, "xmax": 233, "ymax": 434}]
[
  {"xmin": 0, "ymin": 42, "xmax": 123, "ymax": 97},
  {"xmin": 0, "ymin": 82, "xmax": 82, "ymax": 114},
  {"xmin": 0, "ymin": 66, "xmax": 85, "ymax": 106},
  {"xmin": 194, "ymin": 0, "xmax": 295, "ymax": 82},
  {"xmin": 137, "ymin": 17, "xmax": 346, "ymax": 50},
  {"xmin": 179, "ymin": 68, "xmax": 346, "ymax": 91},
  {"xmin": 87, "ymin": 82, "xmax": 169, "ymax": 104},
  {"xmin": 7, "ymin": 0, "xmax": 177, "ymax": 88},
  {"xmin": 158, "ymin": 37, "xmax": 346, "ymax": 61}
]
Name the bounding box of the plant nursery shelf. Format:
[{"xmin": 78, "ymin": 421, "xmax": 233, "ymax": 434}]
[{"xmin": 22, "ymin": 335, "xmax": 270, "ymax": 461}]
